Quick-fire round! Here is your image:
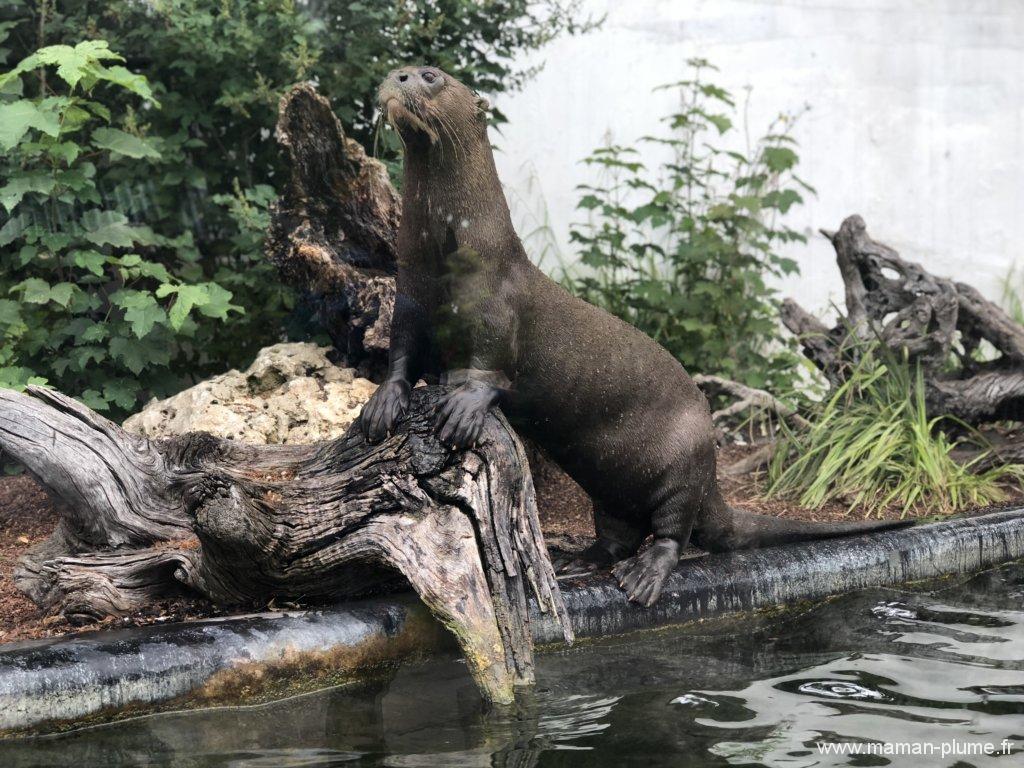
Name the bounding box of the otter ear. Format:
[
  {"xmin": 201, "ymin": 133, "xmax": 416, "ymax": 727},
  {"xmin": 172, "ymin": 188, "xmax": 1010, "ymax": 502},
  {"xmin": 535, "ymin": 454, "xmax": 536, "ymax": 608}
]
[{"xmin": 475, "ymin": 94, "xmax": 491, "ymax": 118}]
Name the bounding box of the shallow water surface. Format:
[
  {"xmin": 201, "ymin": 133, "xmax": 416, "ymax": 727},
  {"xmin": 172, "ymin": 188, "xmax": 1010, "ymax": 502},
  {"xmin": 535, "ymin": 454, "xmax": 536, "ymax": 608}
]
[{"xmin": 5, "ymin": 562, "xmax": 1024, "ymax": 767}]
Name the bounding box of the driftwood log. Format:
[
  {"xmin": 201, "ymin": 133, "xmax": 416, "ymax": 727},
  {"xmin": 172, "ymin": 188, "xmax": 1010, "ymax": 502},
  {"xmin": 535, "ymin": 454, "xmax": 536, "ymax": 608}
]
[
  {"xmin": 2, "ymin": 385, "xmax": 571, "ymax": 705},
  {"xmin": 783, "ymin": 215, "xmax": 1024, "ymax": 427}
]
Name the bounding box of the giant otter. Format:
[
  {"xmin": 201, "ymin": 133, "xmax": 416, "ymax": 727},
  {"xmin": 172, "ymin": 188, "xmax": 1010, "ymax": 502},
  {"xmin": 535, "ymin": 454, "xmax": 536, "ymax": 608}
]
[{"xmin": 360, "ymin": 65, "xmax": 908, "ymax": 606}]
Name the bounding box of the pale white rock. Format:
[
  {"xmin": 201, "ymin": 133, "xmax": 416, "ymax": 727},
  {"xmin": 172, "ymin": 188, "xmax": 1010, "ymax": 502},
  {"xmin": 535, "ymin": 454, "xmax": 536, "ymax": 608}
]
[{"xmin": 123, "ymin": 343, "xmax": 377, "ymax": 444}]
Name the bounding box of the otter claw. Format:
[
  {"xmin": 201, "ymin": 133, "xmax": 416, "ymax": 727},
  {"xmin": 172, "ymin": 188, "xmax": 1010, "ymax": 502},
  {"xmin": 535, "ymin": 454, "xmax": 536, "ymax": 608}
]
[
  {"xmin": 612, "ymin": 539, "xmax": 681, "ymax": 607},
  {"xmin": 359, "ymin": 380, "xmax": 410, "ymax": 443},
  {"xmin": 433, "ymin": 385, "xmax": 492, "ymax": 450}
]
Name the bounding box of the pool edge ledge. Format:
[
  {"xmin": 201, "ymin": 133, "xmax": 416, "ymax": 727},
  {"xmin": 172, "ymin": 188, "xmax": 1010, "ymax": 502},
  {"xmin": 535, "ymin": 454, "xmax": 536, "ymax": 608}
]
[{"xmin": 2, "ymin": 507, "xmax": 1023, "ymax": 735}]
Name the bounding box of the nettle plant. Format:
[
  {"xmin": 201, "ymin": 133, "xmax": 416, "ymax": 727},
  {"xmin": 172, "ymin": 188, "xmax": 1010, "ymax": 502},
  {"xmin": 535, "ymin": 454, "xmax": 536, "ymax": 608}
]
[
  {"xmin": 566, "ymin": 59, "xmax": 812, "ymax": 391},
  {"xmin": 0, "ymin": 41, "xmax": 240, "ymax": 414}
]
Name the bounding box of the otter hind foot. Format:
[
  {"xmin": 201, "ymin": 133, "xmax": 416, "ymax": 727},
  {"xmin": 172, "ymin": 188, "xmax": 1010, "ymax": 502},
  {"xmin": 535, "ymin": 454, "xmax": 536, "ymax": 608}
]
[
  {"xmin": 611, "ymin": 538, "xmax": 682, "ymax": 607},
  {"xmin": 552, "ymin": 541, "xmax": 618, "ymax": 577}
]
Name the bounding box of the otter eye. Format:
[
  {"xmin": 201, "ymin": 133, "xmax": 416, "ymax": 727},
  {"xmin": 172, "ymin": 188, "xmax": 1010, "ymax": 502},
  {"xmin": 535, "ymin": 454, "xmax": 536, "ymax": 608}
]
[{"xmin": 422, "ymin": 71, "xmax": 436, "ymax": 84}]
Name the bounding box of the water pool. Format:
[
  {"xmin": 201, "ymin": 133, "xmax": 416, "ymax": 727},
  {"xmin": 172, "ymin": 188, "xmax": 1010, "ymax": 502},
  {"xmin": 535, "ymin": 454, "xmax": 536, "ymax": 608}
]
[{"xmin": 4, "ymin": 562, "xmax": 1023, "ymax": 767}]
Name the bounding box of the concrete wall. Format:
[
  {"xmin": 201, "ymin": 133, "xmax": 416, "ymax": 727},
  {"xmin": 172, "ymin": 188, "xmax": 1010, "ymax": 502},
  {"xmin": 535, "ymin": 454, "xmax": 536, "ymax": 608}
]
[{"xmin": 493, "ymin": 0, "xmax": 1024, "ymax": 315}]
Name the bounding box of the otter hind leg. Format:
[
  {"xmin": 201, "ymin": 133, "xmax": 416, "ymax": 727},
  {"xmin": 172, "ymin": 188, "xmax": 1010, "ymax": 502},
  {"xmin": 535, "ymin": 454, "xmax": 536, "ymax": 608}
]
[
  {"xmin": 553, "ymin": 504, "xmax": 645, "ymax": 578},
  {"xmin": 611, "ymin": 489, "xmax": 698, "ymax": 607}
]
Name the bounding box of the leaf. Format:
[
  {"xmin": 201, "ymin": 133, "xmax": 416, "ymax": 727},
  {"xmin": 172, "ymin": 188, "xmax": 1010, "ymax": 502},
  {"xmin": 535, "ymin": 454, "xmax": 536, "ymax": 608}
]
[
  {"xmin": 17, "ymin": 245, "xmax": 36, "ymax": 267},
  {"xmin": 47, "ymin": 141, "xmax": 81, "ymax": 165},
  {"xmin": 135, "ymin": 260, "xmax": 171, "ymax": 283},
  {"xmin": 94, "ymin": 64, "xmax": 157, "ymax": 104},
  {"xmin": 69, "ymin": 346, "xmax": 106, "ymax": 371},
  {"xmin": 79, "ymin": 322, "xmax": 107, "ymax": 342},
  {"xmin": 704, "ymin": 112, "xmax": 732, "ymax": 134},
  {"xmin": 0, "ymin": 366, "xmax": 47, "ymax": 390},
  {"xmin": 0, "ymin": 214, "xmax": 29, "ymax": 247},
  {"xmin": 762, "ymin": 146, "xmax": 798, "ymax": 173},
  {"xmin": 166, "ymin": 284, "xmax": 206, "ymax": 330},
  {"xmin": 109, "ymin": 335, "xmax": 171, "ymax": 374},
  {"xmin": 160, "ymin": 281, "xmax": 241, "ymax": 329},
  {"xmin": 194, "ymin": 282, "xmax": 241, "ymax": 320},
  {"xmin": 12, "ymin": 278, "xmax": 52, "ymax": 304},
  {"xmin": 119, "ymin": 291, "xmax": 167, "ymax": 338},
  {"xmin": 71, "ymin": 249, "xmax": 108, "ymax": 277},
  {"xmin": 40, "ymin": 231, "xmax": 73, "ymax": 252},
  {"xmin": 83, "ymin": 222, "xmax": 138, "ymax": 249},
  {"xmin": 91, "ymin": 127, "xmax": 160, "ymax": 159},
  {"xmin": 0, "ymin": 170, "xmax": 56, "ymax": 212},
  {"xmin": 79, "ymin": 389, "xmax": 109, "ymax": 411},
  {"xmin": 80, "ymin": 99, "xmax": 111, "ymax": 123},
  {"xmin": 0, "ymin": 99, "xmax": 61, "ymax": 150},
  {"xmin": 0, "ymin": 41, "xmax": 124, "ymax": 91},
  {"xmin": 81, "ymin": 210, "xmax": 138, "ymax": 249},
  {"xmin": 763, "ymin": 188, "xmax": 802, "ymax": 213},
  {"xmin": 48, "ymin": 282, "xmax": 75, "ymax": 308},
  {"xmin": 0, "ymin": 299, "xmax": 21, "ymax": 326},
  {"xmin": 102, "ymin": 379, "xmax": 140, "ymax": 410}
]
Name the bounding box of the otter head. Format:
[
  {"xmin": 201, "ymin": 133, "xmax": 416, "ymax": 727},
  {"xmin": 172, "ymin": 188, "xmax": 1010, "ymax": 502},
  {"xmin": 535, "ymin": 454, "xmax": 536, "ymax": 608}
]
[{"xmin": 378, "ymin": 66, "xmax": 490, "ymax": 149}]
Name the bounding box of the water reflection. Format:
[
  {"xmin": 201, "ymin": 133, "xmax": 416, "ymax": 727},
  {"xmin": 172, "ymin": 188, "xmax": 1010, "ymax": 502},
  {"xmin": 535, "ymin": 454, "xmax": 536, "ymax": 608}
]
[{"xmin": 1, "ymin": 562, "xmax": 1022, "ymax": 767}]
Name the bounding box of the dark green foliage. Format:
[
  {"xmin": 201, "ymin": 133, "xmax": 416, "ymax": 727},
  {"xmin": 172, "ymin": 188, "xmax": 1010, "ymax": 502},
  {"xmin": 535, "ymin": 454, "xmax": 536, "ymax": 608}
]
[
  {"xmin": 565, "ymin": 59, "xmax": 811, "ymax": 391},
  {"xmin": 0, "ymin": 0, "xmax": 592, "ymax": 413},
  {"xmin": 0, "ymin": 40, "xmax": 243, "ymax": 412}
]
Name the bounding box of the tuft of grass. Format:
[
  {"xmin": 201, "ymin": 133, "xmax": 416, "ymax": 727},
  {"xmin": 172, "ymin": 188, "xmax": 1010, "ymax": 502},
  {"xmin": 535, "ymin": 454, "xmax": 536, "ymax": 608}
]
[
  {"xmin": 1000, "ymin": 262, "xmax": 1024, "ymax": 325},
  {"xmin": 766, "ymin": 347, "xmax": 1024, "ymax": 517}
]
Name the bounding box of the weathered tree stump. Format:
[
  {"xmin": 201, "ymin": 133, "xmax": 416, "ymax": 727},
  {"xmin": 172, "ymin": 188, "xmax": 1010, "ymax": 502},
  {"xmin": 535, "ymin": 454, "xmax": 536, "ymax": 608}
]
[
  {"xmin": 265, "ymin": 84, "xmax": 399, "ymax": 376},
  {"xmin": 2, "ymin": 385, "xmax": 571, "ymax": 705},
  {"xmin": 783, "ymin": 215, "xmax": 1024, "ymax": 432}
]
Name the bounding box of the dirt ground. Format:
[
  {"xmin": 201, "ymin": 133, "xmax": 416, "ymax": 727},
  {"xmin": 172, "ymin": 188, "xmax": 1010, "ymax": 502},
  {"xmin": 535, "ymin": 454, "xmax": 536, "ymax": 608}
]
[{"xmin": 2, "ymin": 443, "xmax": 1019, "ymax": 643}]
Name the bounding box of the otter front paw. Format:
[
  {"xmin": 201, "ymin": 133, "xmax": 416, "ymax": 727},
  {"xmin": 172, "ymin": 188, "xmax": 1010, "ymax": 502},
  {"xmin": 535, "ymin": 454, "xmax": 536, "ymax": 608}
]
[
  {"xmin": 611, "ymin": 538, "xmax": 681, "ymax": 607},
  {"xmin": 359, "ymin": 380, "xmax": 410, "ymax": 443},
  {"xmin": 433, "ymin": 382, "xmax": 496, "ymax": 449}
]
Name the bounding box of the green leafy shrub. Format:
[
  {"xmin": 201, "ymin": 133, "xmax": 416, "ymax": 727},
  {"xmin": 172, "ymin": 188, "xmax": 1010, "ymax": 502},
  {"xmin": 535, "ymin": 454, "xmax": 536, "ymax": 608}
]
[
  {"xmin": 0, "ymin": 40, "xmax": 241, "ymax": 414},
  {"xmin": 565, "ymin": 58, "xmax": 810, "ymax": 391},
  {"xmin": 766, "ymin": 345, "xmax": 1022, "ymax": 517},
  {"xmin": 0, "ymin": 2, "xmax": 592, "ymax": 414},
  {"xmin": 0, "ymin": 1, "xmax": 594, "ymax": 371}
]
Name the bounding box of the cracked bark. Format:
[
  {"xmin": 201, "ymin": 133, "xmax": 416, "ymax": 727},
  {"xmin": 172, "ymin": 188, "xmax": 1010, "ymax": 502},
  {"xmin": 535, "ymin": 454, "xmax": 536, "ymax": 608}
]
[{"xmin": 2, "ymin": 385, "xmax": 570, "ymax": 705}]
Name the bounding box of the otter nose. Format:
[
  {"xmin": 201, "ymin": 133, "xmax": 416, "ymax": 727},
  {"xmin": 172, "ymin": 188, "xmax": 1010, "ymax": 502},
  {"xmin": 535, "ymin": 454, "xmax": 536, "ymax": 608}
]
[{"xmin": 397, "ymin": 72, "xmax": 409, "ymax": 83}]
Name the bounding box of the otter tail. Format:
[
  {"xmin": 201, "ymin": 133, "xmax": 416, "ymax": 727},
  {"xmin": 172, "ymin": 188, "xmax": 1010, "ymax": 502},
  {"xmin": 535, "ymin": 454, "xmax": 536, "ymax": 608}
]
[{"xmin": 692, "ymin": 491, "xmax": 913, "ymax": 553}]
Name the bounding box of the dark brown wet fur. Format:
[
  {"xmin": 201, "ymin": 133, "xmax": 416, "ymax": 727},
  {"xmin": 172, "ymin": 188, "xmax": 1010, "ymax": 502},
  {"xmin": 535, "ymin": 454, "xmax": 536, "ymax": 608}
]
[{"xmin": 360, "ymin": 66, "xmax": 911, "ymax": 606}]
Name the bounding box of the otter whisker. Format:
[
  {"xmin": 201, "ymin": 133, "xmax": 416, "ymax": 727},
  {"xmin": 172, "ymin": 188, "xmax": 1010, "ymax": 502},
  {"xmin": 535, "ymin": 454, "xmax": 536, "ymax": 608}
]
[
  {"xmin": 430, "ymin": 107, "xmax": 467, "ymax": 162},
  {"xmin": 439, "ymin": 112, "xmax": 467, "ymax": 161}
]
